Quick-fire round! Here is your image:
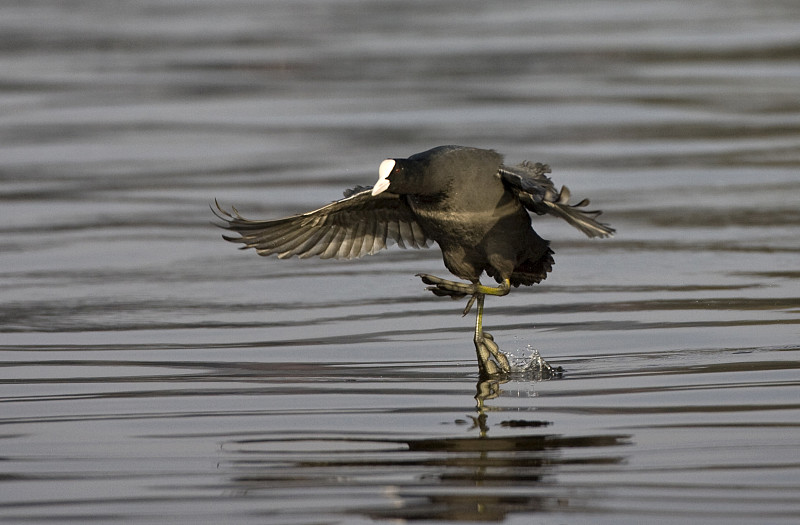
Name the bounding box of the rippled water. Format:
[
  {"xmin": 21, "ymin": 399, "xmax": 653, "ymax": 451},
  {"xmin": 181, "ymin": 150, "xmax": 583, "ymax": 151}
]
[{"xmin": 2, "ymin": 1, "xmax": 799, "ymax": 523}]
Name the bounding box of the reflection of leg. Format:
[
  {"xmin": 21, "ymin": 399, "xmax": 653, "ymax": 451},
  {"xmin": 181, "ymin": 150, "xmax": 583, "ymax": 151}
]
[
  {"xmin": 474, "ymin": 375, "xmax": 505, "ymax": 412},
  {"xmin": 474, "ymin": 295, "xmax": 511, "ymax": 375}
]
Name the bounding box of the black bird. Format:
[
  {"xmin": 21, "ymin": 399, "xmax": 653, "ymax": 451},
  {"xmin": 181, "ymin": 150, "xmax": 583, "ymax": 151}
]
[{"xmin": 213, "ymin": 145, "xmax": 614, "ymax": 375}]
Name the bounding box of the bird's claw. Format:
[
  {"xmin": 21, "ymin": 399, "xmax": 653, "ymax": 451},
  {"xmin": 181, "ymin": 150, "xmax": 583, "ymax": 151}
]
[
  {"xmin": 475, "ymin": 331, "xmax": 511, "ymax": 375},
  {"xmin": 462, "ymin": 294, "xmax": 479, "ymax": 316},
  {"xmin": 416, "ymin": 274, "xmax": 484, "ymax": 315},
  {"xmin": 416, "ymin": 273, "xmax": 477, "ymax": 299}
]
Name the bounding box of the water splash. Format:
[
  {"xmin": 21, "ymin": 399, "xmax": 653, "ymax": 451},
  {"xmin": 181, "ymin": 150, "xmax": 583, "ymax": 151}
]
[{"xmin": 503, "ymin": 344, "xmax": 562, "ymax": 380}]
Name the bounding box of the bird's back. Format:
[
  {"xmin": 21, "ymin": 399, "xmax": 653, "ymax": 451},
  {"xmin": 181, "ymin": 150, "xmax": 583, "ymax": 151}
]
[
  {"xmin": 401, "ymin": 146, "xmax": 545, "ymax": 284},
  {"xmin": 404, "ymin": 147, "xmax": 510, "ymax": 243}
]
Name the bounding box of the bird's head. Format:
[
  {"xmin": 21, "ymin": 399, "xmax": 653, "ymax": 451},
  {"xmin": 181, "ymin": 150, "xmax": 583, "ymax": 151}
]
[
  {"xmin": 371, "ymin": 157, "xmax": 435, "ymax": 196},
  {"xmin": 371, "ymin": 158, "xmax": 396, "ymax": 196}
]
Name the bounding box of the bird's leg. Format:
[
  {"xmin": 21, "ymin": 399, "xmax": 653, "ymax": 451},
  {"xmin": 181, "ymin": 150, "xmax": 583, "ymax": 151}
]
[
  {"xmin": 416, "ymin": 275, "xmax": 561, "ymax": 378},
  {"xmin": 418, "ymin": 273, "xmax": 510, "ymax": 318},
  {"xmin": 417, "ymin": 274, "xmax": 510, "ymax": 302},
  {"xmin": 473, "ymin": 294, "xmax": 511, "ymax": 375},
  {"xmin": 417, "ymin": 274, "xmax": 512, "ymax": 375},
  {"xmin": 472, "ymin": 294, "xmax": 495, "ymax": 375}
]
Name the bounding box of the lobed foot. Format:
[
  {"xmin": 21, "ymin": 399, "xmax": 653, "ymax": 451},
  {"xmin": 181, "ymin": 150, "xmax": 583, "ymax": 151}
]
[
  {"xmin": 475, "ymin": 331, "xmax": 511, "ymax": 376},
  {"xmin": 416, "ymin": 273, "xmax": 475, "ymax": 299},
  {"xmin": 416, "ymin": 273, "xmax": 510, "ymax": 299}
]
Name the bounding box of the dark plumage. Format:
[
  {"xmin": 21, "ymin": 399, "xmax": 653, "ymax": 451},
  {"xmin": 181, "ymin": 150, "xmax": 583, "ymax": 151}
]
[{"xmin": 213, "ymin": 145, "xmax": 614, "ymax": 376}]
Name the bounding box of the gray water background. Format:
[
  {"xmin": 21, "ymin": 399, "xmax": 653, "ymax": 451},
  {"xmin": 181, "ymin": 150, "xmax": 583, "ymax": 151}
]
[{"xmin": 1, "ymin": 1, "xmax": 799, "ymax": 523}]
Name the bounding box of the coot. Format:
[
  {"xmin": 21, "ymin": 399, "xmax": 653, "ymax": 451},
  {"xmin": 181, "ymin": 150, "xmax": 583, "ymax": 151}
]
[{"xmin": 213, "ymin": 145, "xmax": 614, "ymax": 375}]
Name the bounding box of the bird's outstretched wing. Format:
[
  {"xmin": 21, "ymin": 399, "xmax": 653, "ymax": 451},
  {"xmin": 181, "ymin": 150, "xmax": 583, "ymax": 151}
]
[
  {"xmin": 212, "ymin": 187, "xmax": 431, "ymax": 259},
  {"xmin": 499, "ymin": 161, "xmax": 615, "ymax": 238}
]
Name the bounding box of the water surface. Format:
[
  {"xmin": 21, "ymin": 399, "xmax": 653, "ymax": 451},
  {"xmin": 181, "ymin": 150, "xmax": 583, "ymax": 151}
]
[{"xmin": 1, "ymin": 1, "xmax": 799, "ymax": 523}]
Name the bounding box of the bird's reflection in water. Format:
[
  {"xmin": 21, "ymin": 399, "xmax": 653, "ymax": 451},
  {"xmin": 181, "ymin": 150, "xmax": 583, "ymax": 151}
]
[
  {"xmin": 223, "ymin": 363, "xmax": 629, "ymax": 523},
  {"xmin": 372, "ymin": 433, "xmax": 628, "ymax": 522},
  {"xmin": 369, "ymin": 384, "xmax": 629, "ymax": 522}
]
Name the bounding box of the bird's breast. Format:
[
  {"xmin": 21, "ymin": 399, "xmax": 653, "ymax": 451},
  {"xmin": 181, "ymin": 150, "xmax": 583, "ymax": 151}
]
[{"xmin": 408, "ymin": 192, "xmax": 523, "ymax": 248}]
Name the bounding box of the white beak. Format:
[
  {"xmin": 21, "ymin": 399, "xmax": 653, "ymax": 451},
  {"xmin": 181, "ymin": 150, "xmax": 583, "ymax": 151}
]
[{"xmin": 371, "ymin": 159, "xmax": 395, "ymax": 196}]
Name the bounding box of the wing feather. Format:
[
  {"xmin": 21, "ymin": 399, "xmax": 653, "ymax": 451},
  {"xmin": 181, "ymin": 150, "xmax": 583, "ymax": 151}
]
[
  {"xmin": 212, "ymin": 187, "xmax": 431, "ymax": 260},
  {"xmin": 277, "ymin": 225, "xmax": 324, "ymax": 259},
  {"xmin": 387, "ymin": 220, "xmax": 405, "ymax": 249},
  {"xmin": 398, "ymin": 221, "xmax": 415, "ymax": 248},
  {"xmin": 359, "ymin": 217, "xmax": 377, "ymax": 256},
  {"xmin": 321, "ymin": 226, "xmax": 347, "ymax": 260},
  {"xmin": 373, "ymin": 221, "xmax": 388, "ymax": 253},
  {"xmin": 302, "ymin": 225, "xmax": 337, "ymax": 259},
  {"xmin": 411, "ymin": 221, "xmax": 429, "ymax": 247},
  {"xmin": 499, "ymin": 162, "xmax": 615, "ymax": 238}
]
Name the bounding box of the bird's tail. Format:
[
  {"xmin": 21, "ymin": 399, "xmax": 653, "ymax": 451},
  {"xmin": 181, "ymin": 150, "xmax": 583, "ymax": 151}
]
[
  {"xmin": 542, "ymin": 186, "xmax": 615, "ymax": 238},
  {"xmin": 508, "ymin": 247, "xmax": 555, "ymax": 287}
]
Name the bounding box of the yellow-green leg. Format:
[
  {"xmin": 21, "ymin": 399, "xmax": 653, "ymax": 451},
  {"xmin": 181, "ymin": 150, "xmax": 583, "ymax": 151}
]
[
  {"xmin": 417, "ymin": 273, "xmax": 511, "ymax": 301},
  {"xmin": 473, "ymin": 294, "xmax": 511, "ymax": 375},
  {"xmin": 417, "ymin": 274, "xmax": 512, "ymax": 375}
]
